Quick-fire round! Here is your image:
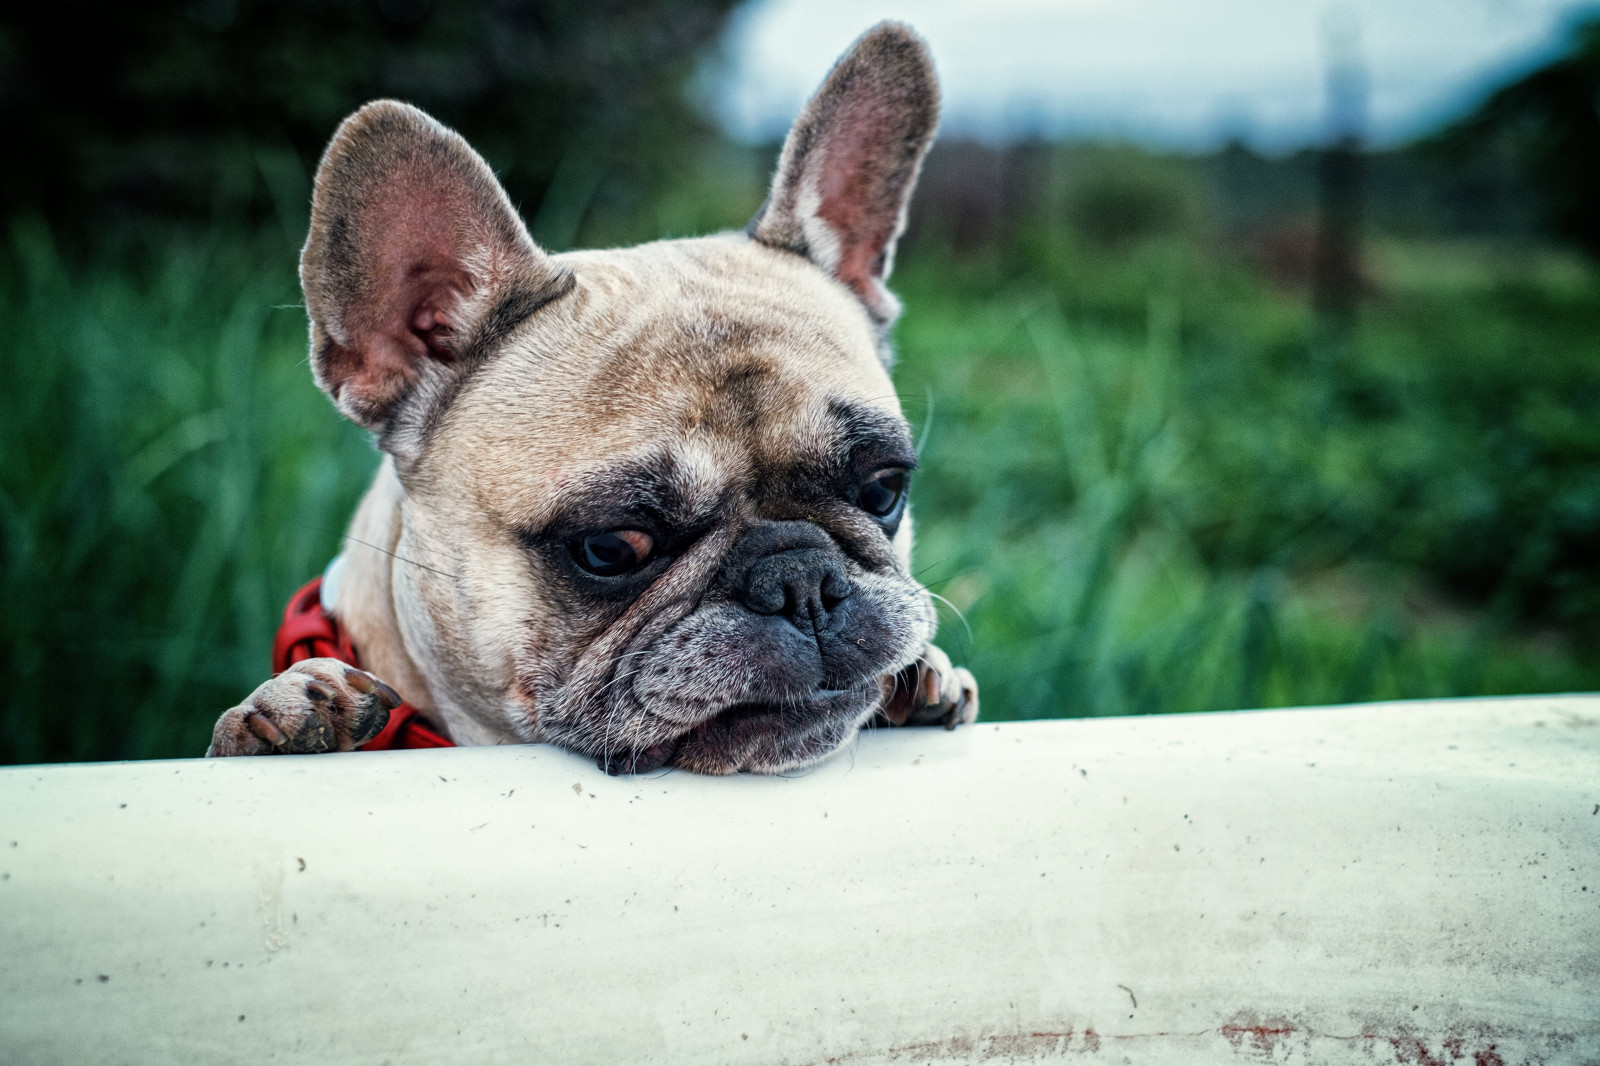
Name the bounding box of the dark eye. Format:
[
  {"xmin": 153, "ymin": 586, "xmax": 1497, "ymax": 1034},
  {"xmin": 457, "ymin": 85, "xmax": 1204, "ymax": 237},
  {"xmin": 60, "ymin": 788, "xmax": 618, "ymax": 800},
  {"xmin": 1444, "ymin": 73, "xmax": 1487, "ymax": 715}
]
[
  {"xmin": 570, "ymin": 530, "xmax": 654, "ymax": 577},
  {"xmin": 857, "ymin": 469, "xmax": 907, "ymax": 519}
]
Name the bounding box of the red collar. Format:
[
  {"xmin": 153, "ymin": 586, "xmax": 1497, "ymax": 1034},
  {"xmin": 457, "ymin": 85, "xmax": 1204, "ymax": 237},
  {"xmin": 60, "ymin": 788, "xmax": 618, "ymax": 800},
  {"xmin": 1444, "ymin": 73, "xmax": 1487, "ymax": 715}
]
[{"xmin": 273, "ymin": 577, "xmax": 455, "ymax": 750}]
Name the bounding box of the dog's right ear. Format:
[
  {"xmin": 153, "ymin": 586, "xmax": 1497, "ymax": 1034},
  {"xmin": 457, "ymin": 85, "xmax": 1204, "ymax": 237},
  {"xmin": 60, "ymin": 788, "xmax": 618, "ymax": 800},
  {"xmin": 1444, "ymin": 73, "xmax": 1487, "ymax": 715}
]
[{"xmin": 301, "ymin": 101, "xmax": 572, "ymax": 444}]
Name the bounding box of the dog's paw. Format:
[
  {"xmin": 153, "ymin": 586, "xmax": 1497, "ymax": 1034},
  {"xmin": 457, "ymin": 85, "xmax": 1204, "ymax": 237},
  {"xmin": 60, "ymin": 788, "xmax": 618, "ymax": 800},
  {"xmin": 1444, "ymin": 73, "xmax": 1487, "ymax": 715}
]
[
  {"xmin": 878, "ymin": 644, "xmax": 979, "ymax": 730},
  {"xmin": 206, "ymin": 658, "xmax": 402, "ymax": 757}
]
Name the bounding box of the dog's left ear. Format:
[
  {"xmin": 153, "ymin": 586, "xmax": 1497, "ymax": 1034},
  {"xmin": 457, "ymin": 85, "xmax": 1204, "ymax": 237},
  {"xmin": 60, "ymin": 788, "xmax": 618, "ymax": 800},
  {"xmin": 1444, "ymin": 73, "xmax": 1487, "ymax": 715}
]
[{"xmin": 749, "ymin": 22, "xmax": 939, "ymax": 329}]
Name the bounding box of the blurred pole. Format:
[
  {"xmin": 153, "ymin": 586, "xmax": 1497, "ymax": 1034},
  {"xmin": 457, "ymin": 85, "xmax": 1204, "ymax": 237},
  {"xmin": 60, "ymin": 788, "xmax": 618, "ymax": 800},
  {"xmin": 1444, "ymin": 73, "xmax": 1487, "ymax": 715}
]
[{"xmin": 1313, "ymin": 7, "xmax": 1367, "ymax": 344}]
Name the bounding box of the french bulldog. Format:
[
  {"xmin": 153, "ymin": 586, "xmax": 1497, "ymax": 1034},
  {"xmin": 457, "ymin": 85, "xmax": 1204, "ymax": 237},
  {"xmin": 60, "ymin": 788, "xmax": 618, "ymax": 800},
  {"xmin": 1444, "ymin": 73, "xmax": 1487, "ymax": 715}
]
[{"xmin": 206, "ymin": 21, "xmax": 977, "ymax": 774}]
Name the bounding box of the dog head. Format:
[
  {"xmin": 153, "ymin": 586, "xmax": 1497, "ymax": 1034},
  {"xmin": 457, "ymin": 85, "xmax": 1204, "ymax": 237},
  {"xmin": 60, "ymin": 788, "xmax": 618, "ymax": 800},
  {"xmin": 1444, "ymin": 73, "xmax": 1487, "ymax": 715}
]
[{"xmin": 302, "ymin": 23, "xmax": 940, "ymax": 774}]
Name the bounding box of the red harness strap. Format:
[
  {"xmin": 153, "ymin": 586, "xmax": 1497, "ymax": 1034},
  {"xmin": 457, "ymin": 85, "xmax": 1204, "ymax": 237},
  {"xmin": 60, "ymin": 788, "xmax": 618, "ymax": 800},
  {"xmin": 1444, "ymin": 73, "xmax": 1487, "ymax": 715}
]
[{"xmin": 273, "ymin": 577, "xmax": 455, "ymax": 751}]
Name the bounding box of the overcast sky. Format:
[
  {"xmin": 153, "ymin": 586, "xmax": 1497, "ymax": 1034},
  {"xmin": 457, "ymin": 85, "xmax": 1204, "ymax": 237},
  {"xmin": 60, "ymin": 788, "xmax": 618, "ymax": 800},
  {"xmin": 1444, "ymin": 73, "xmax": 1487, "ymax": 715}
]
[{"xmin": 709, "ymin": 0, "xmax": 1600, "ymax": 150}]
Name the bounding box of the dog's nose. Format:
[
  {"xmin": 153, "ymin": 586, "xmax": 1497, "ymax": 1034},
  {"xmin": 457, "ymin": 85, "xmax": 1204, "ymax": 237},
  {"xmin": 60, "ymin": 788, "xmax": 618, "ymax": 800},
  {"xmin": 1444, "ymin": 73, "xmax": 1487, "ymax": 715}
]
[
  {"xmin": 727, "ymin": 520, "xmax": 854, "ymax": 634},
  {"xmin": 743, "ymin": 548, "xmax": 853, "ymax": 632}
]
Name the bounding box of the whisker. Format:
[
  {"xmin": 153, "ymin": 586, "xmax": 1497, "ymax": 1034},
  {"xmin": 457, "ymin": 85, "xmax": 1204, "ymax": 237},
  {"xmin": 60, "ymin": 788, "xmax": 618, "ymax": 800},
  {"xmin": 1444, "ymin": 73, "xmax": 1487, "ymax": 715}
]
[
  {"xmin": 591, "ymin": 658, "xmax": 654, "ymax": 769},
  {"xmin": 922, "ymin": 567, "xmax": 983, "ymax": 590},
  {"xmin": 598, "ymin": 688, "xmax": 627, "ymax": 769},
  {"xmin": 338, "ymin": 533, "xmax": 462, "ymax": 580},
  {"xmin": 927, "ymin": 590, "xmax": 974, "ymax": 643},
  {"xmin": 612, "ymin": 647, "xmax": 655, "ymax": 658},
  {"xmin": 595, "ymin": 665, "xmax": 644, "ymax": 701},
  {"xmin": 599, "ymin": 713, "xmax": 616, "ymax": 771},
  {"xmin": 915, "ymin": 383, "xmax": 935, "ymax": 454}
]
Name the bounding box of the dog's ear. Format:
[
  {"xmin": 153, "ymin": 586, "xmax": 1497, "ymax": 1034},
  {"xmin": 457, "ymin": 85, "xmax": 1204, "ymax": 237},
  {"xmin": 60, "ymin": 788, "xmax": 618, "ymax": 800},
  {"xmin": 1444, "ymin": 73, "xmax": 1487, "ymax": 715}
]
[
  {"xmin": 301, "ymin": 100, "xmax": 573, "ymax": 442},
  {"xmin": 748, "ymin": 22, "xmax": 939, "ymax": 328}
]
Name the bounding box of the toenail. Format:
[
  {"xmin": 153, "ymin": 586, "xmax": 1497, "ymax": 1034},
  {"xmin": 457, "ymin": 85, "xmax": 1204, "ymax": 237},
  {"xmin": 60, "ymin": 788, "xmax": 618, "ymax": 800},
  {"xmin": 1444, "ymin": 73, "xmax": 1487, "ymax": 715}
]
[
  {"xmin": 246, "ymin": 714, "xmax": 287, "ymax": 745},
  {"xmin": 343, "ymin": 668, "xmax": 375, "ymax": 694}
]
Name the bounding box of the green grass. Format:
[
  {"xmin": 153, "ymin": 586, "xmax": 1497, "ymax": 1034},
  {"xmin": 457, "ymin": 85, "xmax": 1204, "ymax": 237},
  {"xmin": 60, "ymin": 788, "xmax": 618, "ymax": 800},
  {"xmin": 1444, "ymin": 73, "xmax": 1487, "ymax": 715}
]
[
  {"xmin": 1, "ymin": 219, "xmax": 377, "ymax": 762},
  {"xmin": 893, "ymin": 235, "xmax": 1600, "ymax": 719},
  {"xmin": 4, "ymin": 197, "xmax": 1599, "ymax": 763}
]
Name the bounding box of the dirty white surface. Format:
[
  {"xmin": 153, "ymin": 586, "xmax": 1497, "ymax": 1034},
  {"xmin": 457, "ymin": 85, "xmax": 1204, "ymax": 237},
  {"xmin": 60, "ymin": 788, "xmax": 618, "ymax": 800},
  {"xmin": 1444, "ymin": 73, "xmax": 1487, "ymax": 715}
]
[{"xmin": 1, "ymin": 696, "xmax": 1597, "ymax": 1065}]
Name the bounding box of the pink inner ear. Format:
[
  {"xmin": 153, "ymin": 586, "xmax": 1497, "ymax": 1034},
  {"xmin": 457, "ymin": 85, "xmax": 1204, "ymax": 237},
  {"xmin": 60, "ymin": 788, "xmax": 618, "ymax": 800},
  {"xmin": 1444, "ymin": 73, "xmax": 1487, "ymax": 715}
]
[
  {"xmin": 815, "ymin": 96, "xmax": 902, "ymax": 304},
  {"xmin": 319, "ymin": 178, "xmax": 479, "ymax": 419},
  {"xmin": 369, "ymin": 179, "xmax": 476, "ymax": 359}
]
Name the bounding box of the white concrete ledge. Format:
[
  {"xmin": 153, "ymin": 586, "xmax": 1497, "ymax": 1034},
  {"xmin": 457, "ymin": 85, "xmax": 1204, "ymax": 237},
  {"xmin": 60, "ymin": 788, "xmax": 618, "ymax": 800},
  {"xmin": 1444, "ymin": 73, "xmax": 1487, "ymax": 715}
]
[{"xmin": 2, "ymin": 696, "xmax": 1597, "ymax": 1065}]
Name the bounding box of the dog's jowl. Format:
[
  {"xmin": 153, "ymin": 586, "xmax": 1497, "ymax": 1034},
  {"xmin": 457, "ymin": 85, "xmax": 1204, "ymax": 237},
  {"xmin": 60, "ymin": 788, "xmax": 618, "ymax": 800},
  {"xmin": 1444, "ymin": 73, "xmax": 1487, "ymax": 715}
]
[{"xmin": 206, "ymin": 22, "xmax": 978, "ymax": 774}]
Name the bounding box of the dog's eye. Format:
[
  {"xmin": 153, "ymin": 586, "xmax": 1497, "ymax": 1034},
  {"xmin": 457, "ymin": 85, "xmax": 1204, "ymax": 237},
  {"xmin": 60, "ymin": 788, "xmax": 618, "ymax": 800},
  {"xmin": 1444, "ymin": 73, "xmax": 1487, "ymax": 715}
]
[
  {"xmin": 571, "ymin": 530, "xmax": 654, "ymax": 577},
  {"xmin": 857, "ymin": 469, "xmax": 907, "ymax": 519}
]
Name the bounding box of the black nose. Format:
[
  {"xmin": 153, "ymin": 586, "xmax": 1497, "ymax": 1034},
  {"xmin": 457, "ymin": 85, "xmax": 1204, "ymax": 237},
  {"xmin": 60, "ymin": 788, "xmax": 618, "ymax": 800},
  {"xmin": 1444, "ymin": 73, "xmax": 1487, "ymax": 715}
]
[
  {"xmin": 745, "ymin": 549, "xmax": 852, "ymax": 630},
  {"xmin": 731, "ymin": 522, "xmax": 853, "ymax": 634}
]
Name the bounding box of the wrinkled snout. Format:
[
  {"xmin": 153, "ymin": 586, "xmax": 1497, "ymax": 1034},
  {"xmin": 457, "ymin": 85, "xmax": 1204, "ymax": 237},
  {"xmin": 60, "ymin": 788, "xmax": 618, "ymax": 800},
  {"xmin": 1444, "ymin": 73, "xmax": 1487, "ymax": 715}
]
[{"xmin": 601, "ymin": 518, "xmax": 932, "ymax": 775}]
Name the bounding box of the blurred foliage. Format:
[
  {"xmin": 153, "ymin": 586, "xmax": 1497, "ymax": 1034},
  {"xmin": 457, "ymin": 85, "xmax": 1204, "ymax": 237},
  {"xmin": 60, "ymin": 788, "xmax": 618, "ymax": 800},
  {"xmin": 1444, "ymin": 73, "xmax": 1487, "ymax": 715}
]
[
  {"xmin": 4, "ymin": 6, "xmax": 1600, "ymax": 763},
  {"xmin": 893, "ymin": 236, "xmax": 1600, "ymax": 720},
  {"xmin": 0, "ymin": 0, "xmax": 738, "ymax": 251},
  {"xmin": 1063, "ymin": 153, "xmax": 1199, "ymax": 249},
  {"xmin": 1428, "ymin": 15, "xmax": 1600, "ymax": 258},
  {"xmin": 0, "ymin": 221, "xmax": 374, "ymax": 761}
]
